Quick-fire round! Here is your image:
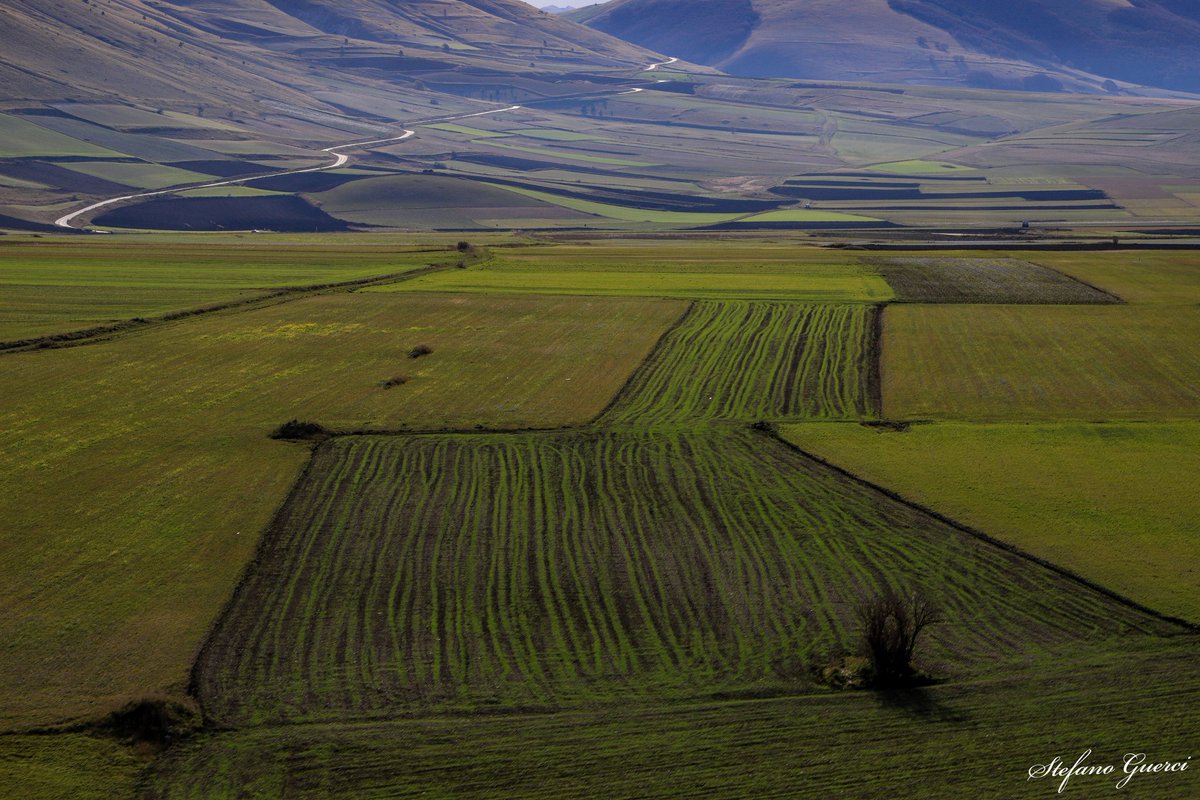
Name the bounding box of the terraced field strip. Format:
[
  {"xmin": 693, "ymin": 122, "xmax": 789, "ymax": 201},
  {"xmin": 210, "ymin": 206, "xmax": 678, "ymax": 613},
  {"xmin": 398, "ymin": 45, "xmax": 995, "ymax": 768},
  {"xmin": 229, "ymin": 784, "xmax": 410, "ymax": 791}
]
[
  {"xmin": 194, "ymin": 429, "xmax": 1172, "ymax": 726},
  {"xmin": 602, "ymin": 302, "xmax": 879, "ymax": 423},
  {"xmin": 874, "ymin": 257, "xmax": 1122, "ymax": 304}
]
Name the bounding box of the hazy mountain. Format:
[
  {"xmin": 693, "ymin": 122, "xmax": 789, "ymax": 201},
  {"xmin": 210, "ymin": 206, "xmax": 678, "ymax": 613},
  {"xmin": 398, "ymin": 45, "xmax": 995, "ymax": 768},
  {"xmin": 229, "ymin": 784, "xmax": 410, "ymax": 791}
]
[{"xmin": 572, "ymin": 0, "xmax": 1200, "ymax": 93}]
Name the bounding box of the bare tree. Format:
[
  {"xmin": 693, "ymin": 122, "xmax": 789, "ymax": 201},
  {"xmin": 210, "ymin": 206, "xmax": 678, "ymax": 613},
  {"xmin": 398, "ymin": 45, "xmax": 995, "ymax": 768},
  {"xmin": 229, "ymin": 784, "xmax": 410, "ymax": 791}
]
[{"xmin": 856, "ymin": 589, "xmax": 941, "ymax": 687}]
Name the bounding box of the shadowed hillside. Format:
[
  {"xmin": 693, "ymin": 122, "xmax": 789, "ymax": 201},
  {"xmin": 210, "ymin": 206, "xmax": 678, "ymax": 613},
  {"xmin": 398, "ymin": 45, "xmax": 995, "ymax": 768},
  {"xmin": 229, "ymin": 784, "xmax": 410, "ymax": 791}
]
[{"xmin": 574, "ymin": 0, "xmax": 1200, "ymax": 94}]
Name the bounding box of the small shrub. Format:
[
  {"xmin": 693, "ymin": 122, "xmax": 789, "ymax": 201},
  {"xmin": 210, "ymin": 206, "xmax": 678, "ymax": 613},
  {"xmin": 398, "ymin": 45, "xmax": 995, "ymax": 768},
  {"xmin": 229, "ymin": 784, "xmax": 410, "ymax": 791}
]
[
  {"xmin": 270, "ymin": 419, "xmax": 331, "ymax": 441},
  {"xmin": 380, "ymin": 375, "xmax": 408, "ymax": 389},
  {"xmin": 456, "ymin": 240, "xmax": 472, "ymax": 252},
  {"xmin": 856, "ymin": 589, "xmax": 941, "ymax": 688},
  {"xmin": 99, "ymin": 696, "xmax": 201, "ymax": 748},
  {"xmin": 408, "ymin": 344, "xmax": 433, "ymax": 359}
]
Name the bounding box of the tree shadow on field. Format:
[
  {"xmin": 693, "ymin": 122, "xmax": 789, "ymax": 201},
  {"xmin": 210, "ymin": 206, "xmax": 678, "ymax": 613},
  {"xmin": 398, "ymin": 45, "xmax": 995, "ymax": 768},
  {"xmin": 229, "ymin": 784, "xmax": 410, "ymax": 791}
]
[{"xmin": 872, "ymin": 686, "xmax": 971, "ymax": 725}]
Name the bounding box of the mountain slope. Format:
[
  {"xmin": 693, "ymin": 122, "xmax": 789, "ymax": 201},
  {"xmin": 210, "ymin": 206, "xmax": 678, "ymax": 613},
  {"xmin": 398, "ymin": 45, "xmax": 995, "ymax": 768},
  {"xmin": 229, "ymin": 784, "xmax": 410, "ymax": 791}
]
[
  {"xmin": 0, "ymin": 0, "xmax": 651, "ymax": 113},
  {"xmin": 573, "ymin": 0, "xmax": 1200, "ymax": 93}
]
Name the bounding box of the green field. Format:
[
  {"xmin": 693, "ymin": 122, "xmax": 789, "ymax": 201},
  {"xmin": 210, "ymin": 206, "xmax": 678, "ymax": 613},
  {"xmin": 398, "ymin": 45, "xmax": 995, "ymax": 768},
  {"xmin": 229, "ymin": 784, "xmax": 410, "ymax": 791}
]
[
  {"xmin": 0, "ymin": 290, "xmax": 681, "ymax": 728},
  {"xmin": 485, "ymin": 184, "xmax": 741, "ymax": 224},
  {"xmin": 1031, "ymin": 251, "xmax": 1200, "ymax": 305},
  {"xmin": 147, "ymin": 637, "xmax": 1200, "ymax": 799},
  {"xmin": 782, "ymin": 422, "xmax": 1200, "ymax": 621},
  {"xmin": 370, "ymin": 269, "xmax": 894, "ymax": 301},
  {"xmin": 0, "ymin": 734, "xmax": 143, "ymax": 800},
  {"xmin": 734, "ymin": 209, "xmax": 883, "ymax": 223},
  {"xmin": 0, "ymin": 239, "xmax": 447, "ymax": 341},
  {"xmin": 193, "ymin": 428, "xmax": 1167, "ymax": 727},
  {"xmin": 58, "ymin": 162, "xmax": 215, "ymax": 190},
  {"xmin": 865, "ymin": 160, "xmax": 976, "ymax": 174},
  {"xmin": 882, "ymin": 305, "xmax": 1200, "ymax": 420},
  {"xmin": 0, "ymin": 113, "xmax": 125, "ymax": 158},
  {"xmin": 603, "ymin": 302, "xmax": 878, "ymax": 423}
]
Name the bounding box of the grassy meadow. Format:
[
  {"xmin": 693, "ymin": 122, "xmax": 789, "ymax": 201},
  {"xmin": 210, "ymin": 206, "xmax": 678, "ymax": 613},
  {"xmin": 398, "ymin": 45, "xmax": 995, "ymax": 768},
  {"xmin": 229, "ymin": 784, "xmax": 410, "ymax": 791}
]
[{"xmin": 882, "ymin": 305, "xmax": 1200, "ymax": 420}]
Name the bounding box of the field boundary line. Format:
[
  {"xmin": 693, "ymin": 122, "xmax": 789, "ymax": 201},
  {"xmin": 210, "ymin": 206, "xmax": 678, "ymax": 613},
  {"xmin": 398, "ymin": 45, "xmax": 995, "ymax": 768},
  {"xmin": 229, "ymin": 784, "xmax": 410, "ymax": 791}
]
[
  {"xmin": 185, "ymin": 437, "xmax": 333, "ymax": 726},
  {"xmin": 1034, "ymin": 261, "xmax": 1127, "ymax": 304},
  {"xmin": 756, "ymin": 425, "xmax": 1200, "ymax": 633},
  {"xmin": 0, "ymin": 259, "xmax": 467, "ymax": 355},
  {"xmin": 589, "ymin": 300, "xmax": 697, "ymax": 425},
  {"xmin": 867, "ymin": 303, "xmax": 885, "ymax": 418}
]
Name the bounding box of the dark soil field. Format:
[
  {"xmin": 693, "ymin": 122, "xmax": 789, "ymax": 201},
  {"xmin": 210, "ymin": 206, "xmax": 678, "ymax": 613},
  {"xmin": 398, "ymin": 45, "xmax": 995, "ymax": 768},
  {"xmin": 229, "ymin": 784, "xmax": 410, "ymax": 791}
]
[
  {"xmin": 93, "ymin": 196, "xmax": 351, "ymax": 232},
  {"xmin": 875, "ymin": 257, "xmax": 1123, "ymax": 304}
]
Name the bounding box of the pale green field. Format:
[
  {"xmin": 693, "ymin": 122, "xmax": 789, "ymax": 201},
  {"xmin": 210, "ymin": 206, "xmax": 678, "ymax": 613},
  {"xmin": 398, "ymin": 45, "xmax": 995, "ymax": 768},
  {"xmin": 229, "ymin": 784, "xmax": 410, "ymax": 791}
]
[
  {"xmin": 735, "ymin": 209, "xmax": 883, "ymax": 223},
  {"xmin": 0, "ymin": 239, "xmax": 445, "ymax": 340},
  {"xmin": 0, "ymin": 114, "xmax": 125, "ymax": 158},
  {"xmin": 58, "ymin": 161, "xmax": 215, "ymax": 190},
  {"xmin": 782, "ymin": 422, "xmax": 1200, "ymax": 621},
  {"xmin": 0, "ymin": 291, "xmax": 681, "ymax": 728},
  {"xmin": 1032, "ymin": 251, "xmax": 1200, "ymax": 305},
  {"xmin": 883, "ymin": 305, "xmax": 1200, "ymax": 420},
  {"xmin": 178, "ymin": 185, "xmax": 282, "ymax": 198},
  {"xmin": 864, "ymin": 159, "xmax": 977, "ymax": 174},
  {"xmin": 368, "ymin": 269, "xmax": 894, "ymax": 301},
  {"xmin": 486, "ymin": 184, "xmax": 743, "ymax": 224}
]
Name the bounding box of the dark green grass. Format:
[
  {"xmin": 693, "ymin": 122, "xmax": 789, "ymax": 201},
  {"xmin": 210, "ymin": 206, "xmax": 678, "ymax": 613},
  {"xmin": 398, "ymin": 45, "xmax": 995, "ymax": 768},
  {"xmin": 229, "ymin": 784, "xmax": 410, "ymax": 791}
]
[
  {"xmin": 154, "ymin": 637, "xmax": 1200, "ymax": 799},
  {"xmin": 193, "ymin": 428, "xmax": 1172, "ymax": 727},
  {"xmin": 601, "ymin": 302, "xmax": 879, "ymax": 423},
  {"xmin": 874, "ymin": 257, "xmax": 1122, "ymax": 304}
]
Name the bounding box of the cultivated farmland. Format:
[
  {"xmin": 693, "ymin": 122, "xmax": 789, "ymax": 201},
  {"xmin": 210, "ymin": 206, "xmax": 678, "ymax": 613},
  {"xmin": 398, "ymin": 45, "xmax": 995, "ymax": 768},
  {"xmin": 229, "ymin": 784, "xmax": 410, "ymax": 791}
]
[
  {"xmin": 0, "ymin": 290, "xmax": 681, "ymax": 728},
  {"xmin": 602, "ymin": 302, "xmax": 879, "ymax": 423},
  {"xmin": 782, "ymin": 421, "xmax": 1200, "ymax": 621},
  {"xmin": 882, "ymin": 305, "xmax": 1200, "ymax": 420},
  {"xmin": 150, "ymin": 637, "xmax": 1200, "ymax": 799},
  {"xmin": 874, "ymin": 256, "xmax": 1121, "ymax": 304},
  {"xmin": 194, "ymin": 428, "xmax": 1170, "ymax": 727}
]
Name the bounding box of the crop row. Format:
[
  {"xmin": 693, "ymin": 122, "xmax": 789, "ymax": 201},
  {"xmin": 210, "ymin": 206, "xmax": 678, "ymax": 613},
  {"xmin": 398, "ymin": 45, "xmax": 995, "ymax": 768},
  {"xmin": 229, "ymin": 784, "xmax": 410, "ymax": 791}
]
[
  {"xmin": 194, "ymin": 429, "xmax": 1170, "ymax": 726},
  {"xmin": 601, "ymin": 302, "xmax": 878, "ymax": 423}
]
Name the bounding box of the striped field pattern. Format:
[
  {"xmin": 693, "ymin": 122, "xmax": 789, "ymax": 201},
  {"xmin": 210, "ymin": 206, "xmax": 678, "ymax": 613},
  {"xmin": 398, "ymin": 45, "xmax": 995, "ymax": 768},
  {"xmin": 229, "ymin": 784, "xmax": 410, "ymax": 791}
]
[
  {"xmin": 195, "ymin": 428, "xmax": 1172, "ymax": 726},
  {"xmin": 600, "ymin": 302, "xmax": 878, "ymax": 424}
]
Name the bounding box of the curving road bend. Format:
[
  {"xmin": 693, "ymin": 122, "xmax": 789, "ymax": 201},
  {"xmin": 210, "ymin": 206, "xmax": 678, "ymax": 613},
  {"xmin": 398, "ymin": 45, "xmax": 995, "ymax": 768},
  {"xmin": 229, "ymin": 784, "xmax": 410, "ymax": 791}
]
[
  {"xmin": 54, "ymin": 57, "xmax": 678, "ymax": 230},
  {"xmin": 53, "ymin": 106, "xmax": 520, "ymax": 229}
]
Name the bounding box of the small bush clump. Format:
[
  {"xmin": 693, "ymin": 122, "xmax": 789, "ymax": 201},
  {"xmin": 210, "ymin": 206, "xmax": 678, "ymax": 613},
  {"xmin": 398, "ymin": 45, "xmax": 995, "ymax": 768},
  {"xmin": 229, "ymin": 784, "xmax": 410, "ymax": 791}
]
[
  {"xmin": 270, "ymin": 420, "xmax": 332, "ymax": 441},
  {"xmin": 408, "ymin": 344, "xmax": 433, "ymax": 359},
  {"xmin": 99, "ymin": 696, "xmax": 201, "ymax": 748},
  {"xmin": 380, "ymin": 375, "xmax": 408, "ymax": 389}
]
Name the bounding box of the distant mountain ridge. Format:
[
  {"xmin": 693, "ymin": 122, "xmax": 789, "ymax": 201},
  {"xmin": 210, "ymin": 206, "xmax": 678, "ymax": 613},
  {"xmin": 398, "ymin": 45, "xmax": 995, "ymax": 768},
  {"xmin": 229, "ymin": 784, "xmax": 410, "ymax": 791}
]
[{"xmin": 572, "ymin": 0, "xmax": 1200, "ymax": 93}]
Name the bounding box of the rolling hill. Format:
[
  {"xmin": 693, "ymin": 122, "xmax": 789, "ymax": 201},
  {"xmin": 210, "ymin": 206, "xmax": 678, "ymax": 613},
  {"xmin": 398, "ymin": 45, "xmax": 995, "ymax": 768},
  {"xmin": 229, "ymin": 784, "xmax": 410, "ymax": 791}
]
[{"xmin": 572, "ymin": 0, "xmax": 1200, "ymax": 94}]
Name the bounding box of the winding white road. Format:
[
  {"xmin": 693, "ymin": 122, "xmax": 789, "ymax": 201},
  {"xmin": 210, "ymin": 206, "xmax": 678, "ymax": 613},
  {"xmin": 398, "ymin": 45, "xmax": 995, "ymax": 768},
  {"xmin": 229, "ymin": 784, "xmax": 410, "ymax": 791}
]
[{"xmin": 54, "ymin": 56, "xmax": 678, "ymax": 230}]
